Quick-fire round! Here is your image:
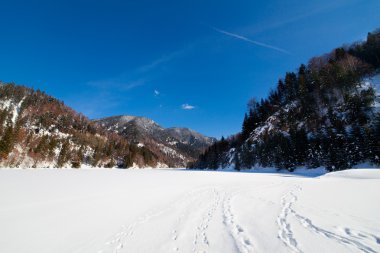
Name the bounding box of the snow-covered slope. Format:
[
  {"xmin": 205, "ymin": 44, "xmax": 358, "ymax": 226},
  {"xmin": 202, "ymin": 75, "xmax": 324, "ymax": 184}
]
[
  {"xmin": 249, "ymin": 73, "xmax": 380, "ymax": 143},
  {"xmin": 0, "ymin": 168, "xmax": 379, "ymax": 253},
  {"xmin": 193, "ymin": 64, "xmax": 380, "ymax": 171},
  {"xmin": 0, "ymin": 84, "xmax": 159, "ymax": 168}
]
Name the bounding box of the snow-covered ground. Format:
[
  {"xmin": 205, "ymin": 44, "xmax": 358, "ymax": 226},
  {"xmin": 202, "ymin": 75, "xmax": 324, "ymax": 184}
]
[{"xmin": 0, "ymin": 168, "xmax": 379, "ymax": 253}]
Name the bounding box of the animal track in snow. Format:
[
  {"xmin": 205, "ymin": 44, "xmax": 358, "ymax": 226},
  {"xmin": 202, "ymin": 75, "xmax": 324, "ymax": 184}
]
[
  {"xmin": 100, "ymin": 188, "xmax": 213, "ymax": 253},
  {"xmin": 291, "ymin": 210, "xmax": 378, "ymax": 253},
  {"xmin": 222, "ymin": 190, "xmax": 255, "ymax": 253},
  {"xmin": 277, "ymin": 187, "xmax": 302, "ymax": 253},
  {"xmin": 278, "ymin": 185, "xmax": 378, "ymax": 253},
  {"xmin": 192, "ymin": 188, "xmax": 220, "ymax": 252}
]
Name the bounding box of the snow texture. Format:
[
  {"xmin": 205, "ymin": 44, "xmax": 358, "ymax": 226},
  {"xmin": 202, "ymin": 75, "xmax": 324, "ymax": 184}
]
[{"xmin": 0, "ymin": 168, "xmax": 379, "ymax": 253}]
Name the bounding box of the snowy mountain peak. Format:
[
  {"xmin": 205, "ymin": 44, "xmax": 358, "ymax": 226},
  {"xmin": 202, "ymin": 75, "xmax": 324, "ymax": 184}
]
[{"xmin": 94, "ymin": 115, "xmax": 215, "ymax": 167}]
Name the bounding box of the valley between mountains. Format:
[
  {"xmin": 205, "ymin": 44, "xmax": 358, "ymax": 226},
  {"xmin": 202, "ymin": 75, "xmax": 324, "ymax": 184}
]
[
  {"xmin": 1, "ymin": 3, "xmax": 380, "ymax": 253},
  {"xmin": 0, "ymin": 168, "xmax": 379, "ymax": 253}
]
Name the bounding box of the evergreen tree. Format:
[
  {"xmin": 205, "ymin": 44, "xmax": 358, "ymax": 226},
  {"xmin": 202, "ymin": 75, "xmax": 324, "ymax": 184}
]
[
  {"xmin": 34, "ymin": 135, "xmax": 49, "ymax": 155},
  {"xmin": 298, "ymin": 64, "xmax": 308, "ymax": 98},
  {"xmin": 306, "ymin": 134, "xmax": 322, "ymax": 169},
  {"xmin": 366, "ymin": 115, "xmax": 380, "ymax": 164},
  {"xmin": 284, "ymin": 72, "xmax": 298, "ymax": 101},
  {"xmin": 0, "ymin": 120, "xmax": 14, "ymax": 160},
  {"xmin": 241, "ymin": 113, "xmax": 250, "ymax": 140},
  {"xmin": 348, "ymin": 125, "xmax": 365, "ymax": 165},
  {"xmin": 240, "ymin": 142, "xmax": 253, "ymax": 169},
  {"xmin": 233, "ymin": 148, "xmax": 241, "ymax": 171},
  {"xmin": 57, "ymin": 141, "xmax": 70, "ymax": 168},
  {"xmin": 122, "ymin": 153, "xmax": 133, "ymax": 168}
]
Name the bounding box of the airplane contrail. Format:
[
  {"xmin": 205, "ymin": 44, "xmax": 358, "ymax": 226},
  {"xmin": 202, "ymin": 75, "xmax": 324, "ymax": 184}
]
[{"xmin": 210, "ymin": 26, "xmax": 291, "ymax": 55}]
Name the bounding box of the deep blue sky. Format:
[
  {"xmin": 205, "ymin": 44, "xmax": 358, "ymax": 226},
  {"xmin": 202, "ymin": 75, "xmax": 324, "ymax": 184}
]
[{"xmin": 0, "ymin": 0, "xmax": 379, "ymax": 138}]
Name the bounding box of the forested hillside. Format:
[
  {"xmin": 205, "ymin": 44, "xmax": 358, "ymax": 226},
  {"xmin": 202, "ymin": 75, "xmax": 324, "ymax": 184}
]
[
  {"xmin": 190, "ymin": 29, "xmax": 380, "ymax": 171},
  {"xmin": 0, "ymin": 85, "xmax": 158, "ymax": 168}
]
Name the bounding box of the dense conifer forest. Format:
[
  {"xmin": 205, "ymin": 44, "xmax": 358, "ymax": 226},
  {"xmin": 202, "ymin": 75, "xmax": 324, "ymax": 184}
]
[{"xmin": 189, "ymin": 29, "xmax": 380, "ymax": 171}]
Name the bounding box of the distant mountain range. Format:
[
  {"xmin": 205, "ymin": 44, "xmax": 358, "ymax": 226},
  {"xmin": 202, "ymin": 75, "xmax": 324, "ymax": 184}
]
[
  {"xmin": 94, "ymin": 116, "xmax": 216, "ymax": 167},
  {"xmin": 0, "ymin": 84, "xmax": 214, "ymax": 168}
]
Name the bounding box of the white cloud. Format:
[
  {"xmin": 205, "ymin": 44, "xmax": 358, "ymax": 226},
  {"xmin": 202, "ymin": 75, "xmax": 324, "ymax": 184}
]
[
  {"xmin": 154, "ymin": 90, "xmax": 160, "ymax": 96},
  {"xmin": 210, "ymin": 26, "xmax": 290, "ymax": 54},
  {"xmin": 181, "ymin": 103, "xmax": 195, "ymax": 110}
]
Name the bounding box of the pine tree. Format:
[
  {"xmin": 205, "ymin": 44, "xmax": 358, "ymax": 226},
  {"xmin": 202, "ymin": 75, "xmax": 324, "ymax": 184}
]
[
  {"xmin": 241, "ymin": 113, "xmax": 250, "ymax": 140},
  {"xmin": 219, "ymin": 137, "xmax": 230, "ymax": 168},
  {"xmin": 293, "ymin": 127, "xmax": 308, "ymax": 166},
  {"xmin": 0, "ymin": 110, "xmax": 9, "ymax": 136},
  {"xmin": 348, "ymin": 125, "xmax": 365, "ymax": 165},
  {"xmin": 277, "ymin": 79, "xmax": 287, "ymax": 105},
  {"xmin": 57, "ymin": 140, "xmax": 71, "ymax": 168},
  {"xmin": 34, "ymin": 135, "xmax": 49, "ymax": 155},
  {"xmin": 0, "ymin": 123, "xmax": 14, "ymax": 160},
  {"xmin": 323, "ymin": 128, "xmax": 349, "ymax": 171},
  {"xmin": 335, "ymin": 47, "xmax": 346, "ymax": 61},
  {"xmin": 71, "ymin": 145, "xmax": 84, "ymax": 168},
  {"xmin": 240, "ymin": 143, "xmax": 253, "ymax": 169},
  {"xmin": 368, "ymin": 114, "xmax": 380, "ymax": 164},
  {"xmin": 123, "ymin": 153, "xmax": 134, "ymax": 168},
  {"xmin": 233, "ymin": 148, "xmax": 241, "ymax": 171},
  {"xmin": 284, "ymin": 72, "xmax": 298, "ymax": 101},
  {"xmin": 298, "ymin": 64, "xmax": 308, "ymax": 97},
  {"xmin": 306, "ymin": 135, "xmax": 322, "ymax": 169},
  {"xmin": 209, "ymin": 145, "xmax": 219, "ymax": 170}
]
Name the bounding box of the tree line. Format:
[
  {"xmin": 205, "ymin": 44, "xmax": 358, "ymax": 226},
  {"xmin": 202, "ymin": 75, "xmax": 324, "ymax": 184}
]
[{"xmin": 189, "ymin": 29, "xmax": 380, "ymax": 171}]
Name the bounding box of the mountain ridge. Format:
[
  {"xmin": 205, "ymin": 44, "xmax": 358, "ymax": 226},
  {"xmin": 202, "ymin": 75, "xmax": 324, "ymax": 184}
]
[
  {"xmin": 94, "ymin": 115, "xmax": 216, "ymax": 167},
  {"xmin": 0, "ymin": 85, "xmax": 214, "ymax": 168}
]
